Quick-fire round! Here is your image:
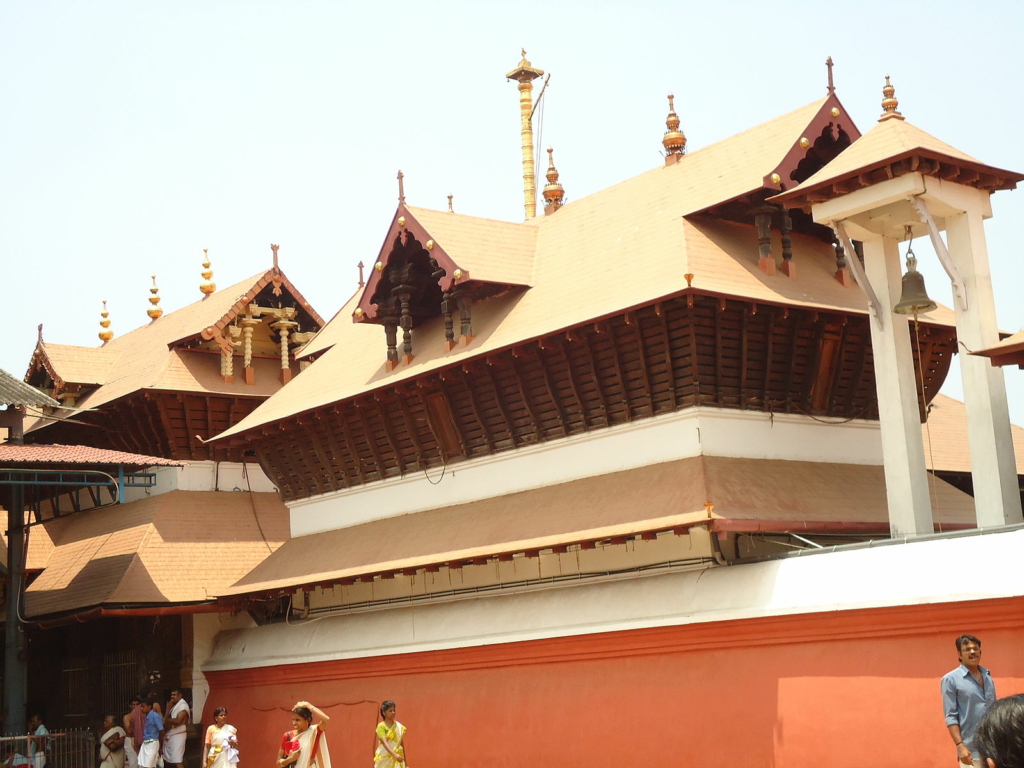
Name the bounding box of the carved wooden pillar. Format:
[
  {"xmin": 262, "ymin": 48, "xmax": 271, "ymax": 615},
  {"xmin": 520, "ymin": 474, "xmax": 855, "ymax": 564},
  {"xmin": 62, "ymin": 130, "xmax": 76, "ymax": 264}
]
[
  {"xmin": 271, "ymin": 319, "xmax": 299, "ymax": 384},
  {"xmin": 831, "ymin": 232, "xmax": 852, "ymax": 286},
  {"xmin": 398, "ymin": 290, "xmax": 413, "ymax": 363},
  {"xmin": 753, "ymin": 205, "xmax": 776, "ymax": 275},
  {"xmin": 384, "ymin": 320, "xmax": 399, "ymax": 371},
  {"xmin": 456, "ymin": 292, "xmax": 473, "ymax": 345},
  {"xmin": 240, "ymin": 316, "xmax": 260, "ymax": 385},
  {"xmin": 778, "ymin": 205, "xmax": 795, "ymax": 278},
  {"xmin": 442, "ymin": 291, "xmax": 455, "ymax": 351}
]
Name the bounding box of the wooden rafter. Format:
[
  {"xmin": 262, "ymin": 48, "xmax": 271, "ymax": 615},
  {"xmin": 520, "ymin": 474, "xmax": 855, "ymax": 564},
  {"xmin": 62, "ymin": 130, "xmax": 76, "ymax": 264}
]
[
  {"xmin": 374, "ymin": 395, "xmax": 406, "ymax": 475},
  {"xmin": 483, "ymin": 360, "xmax": 519, "ymax": 448},
  {"xmin": 533, "ymin": 344, "xmax": 568, "ymax": 436},
  {"xmin": 508, "ymin": 352, "xmax": 544, "ymax": 442},
  {"xmin": 459, "ymin": 368, "xmax": 496, "ymax": 452},
  {"xmin": 655, "ymin": 304, "xmax": 678, "ymax": 410},
  {"xmin": 578, "ymin": 332, "xmax": 610, "ymax": 425},
  {"xmin": 556, "ymin": 337, "xmax": 590, "ymax": 430}
]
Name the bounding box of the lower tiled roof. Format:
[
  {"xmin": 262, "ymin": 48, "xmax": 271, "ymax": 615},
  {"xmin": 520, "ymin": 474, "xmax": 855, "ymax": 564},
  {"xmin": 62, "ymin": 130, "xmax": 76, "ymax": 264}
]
[{"xmin": 0, "ymin": 444, "xmax": 184, "ymax": 466}]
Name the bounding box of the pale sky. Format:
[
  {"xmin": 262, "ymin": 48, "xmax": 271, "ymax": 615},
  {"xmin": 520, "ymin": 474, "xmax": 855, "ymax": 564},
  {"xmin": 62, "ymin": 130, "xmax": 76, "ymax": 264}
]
[{"xmin": 3, "ymin": 1, "xmax": 1023, "ymax": 423}]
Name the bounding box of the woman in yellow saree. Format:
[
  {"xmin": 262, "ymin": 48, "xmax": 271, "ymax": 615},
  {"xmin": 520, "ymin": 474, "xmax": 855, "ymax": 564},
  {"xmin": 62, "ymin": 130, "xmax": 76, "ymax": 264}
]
[
  {"xmin": 278, "ymin": 702, "xmax": 331, "ymax": 768},
  {"xmin": 373, "ymin": 701, "xmax": 407, "ymax": 767}
]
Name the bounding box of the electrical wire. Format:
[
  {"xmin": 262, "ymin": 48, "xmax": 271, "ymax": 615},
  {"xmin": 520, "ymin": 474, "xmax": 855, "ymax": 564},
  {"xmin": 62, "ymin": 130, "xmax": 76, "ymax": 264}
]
[{"xmin": 243, "ymin": 462, "xmax": 274, "ymax": 553}]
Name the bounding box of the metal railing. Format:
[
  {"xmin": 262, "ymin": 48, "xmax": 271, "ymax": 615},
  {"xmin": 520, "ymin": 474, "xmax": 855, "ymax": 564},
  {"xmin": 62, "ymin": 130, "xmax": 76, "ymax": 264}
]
[{"xmin": 0, "ymin": 730, "xmax": 96, "ymax": 768}]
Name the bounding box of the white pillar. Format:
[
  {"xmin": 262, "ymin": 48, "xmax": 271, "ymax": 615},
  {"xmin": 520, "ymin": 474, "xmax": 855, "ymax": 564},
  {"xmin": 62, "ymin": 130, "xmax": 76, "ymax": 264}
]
[
  {"xmin": 945, "ymin": 204, "xmax": 1023, "ymax": 527},
  {"xmin": 862, "ymin": 235, "xmax": 934, "ymax": 536}
]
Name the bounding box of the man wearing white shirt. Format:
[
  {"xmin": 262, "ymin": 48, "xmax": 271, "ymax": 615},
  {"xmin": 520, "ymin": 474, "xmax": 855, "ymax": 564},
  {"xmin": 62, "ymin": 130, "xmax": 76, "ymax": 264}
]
[
  {"xmin": 27, "ymin": 714, "xmax": 47, "ymax": 768},
  {"xmin": 161, "ymin": 690, "xmax": 189, "ymax": 768}
]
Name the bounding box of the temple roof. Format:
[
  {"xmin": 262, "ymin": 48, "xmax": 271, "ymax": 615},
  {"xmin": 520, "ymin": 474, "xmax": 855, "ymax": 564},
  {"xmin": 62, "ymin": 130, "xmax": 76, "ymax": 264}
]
[
  {"xmin": 0, "ymin": 444, "xmax": 183, "ymax": 466},
  {"xmin": 922, "ymin": 394, "xmax": 1024, "ymax": 474},
  {"xmin": 773, "ymin": 117, "xmax": 1023, "ymax": 210},
  {"xmin": 972, "ymin": 330, "xmax": 1024, "ymax": 368},
  {"xmin": 0, "ymin": 367, "xmax": 57, "ymax": 408},
  {"xmin": 26, "ymin": 267, "xmax": 321, "ymax": 433},
  {"xmin": 24, "ymin": 489, "xmax": 289, "ymax": 618},
  {"xmin": 218, "ymin": 455, "xmax": 977, "ymax": 598}
]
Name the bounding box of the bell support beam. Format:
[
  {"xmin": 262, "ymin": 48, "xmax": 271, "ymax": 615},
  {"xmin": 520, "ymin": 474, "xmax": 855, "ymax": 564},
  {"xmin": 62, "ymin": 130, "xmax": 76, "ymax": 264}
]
[
  {"xmin": 927, "ymin": 185, "xmax": 1022, "ymax": 526},
  {"xmin": 832, "ymin": 221, "xmax": 884, "ymax": 330},
  {"xmin": 908, "ymin": 195, "xmax": 968, "ymax": 311}
]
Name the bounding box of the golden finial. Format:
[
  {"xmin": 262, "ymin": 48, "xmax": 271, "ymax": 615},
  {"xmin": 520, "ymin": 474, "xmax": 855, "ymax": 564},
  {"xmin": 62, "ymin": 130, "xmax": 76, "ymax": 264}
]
[
  {"xmin": 543, "ymin": 148, "xmax": 565, "ymax": 215},
  {"xmin": 98, "ymin": 300, "xmax": 114, "ymax": 343},
  {"xmin": 879, "ymin": 75, "xmax": 904, "ymax": 121},
  {"xmin": 200, "ymin": 248, "xmax": 216, "ymax": 296},
  {"xmin": 147, "ymin": 275, "xmax": 163, "ymax": 320},
  {"xmin": 662, "ymin": 94, "xmax": 687, "ymax": 164}
]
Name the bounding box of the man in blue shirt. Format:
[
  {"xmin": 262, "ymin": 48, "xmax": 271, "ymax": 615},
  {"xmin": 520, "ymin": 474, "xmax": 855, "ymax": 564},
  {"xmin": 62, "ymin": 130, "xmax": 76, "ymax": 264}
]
[
  {"xmin": 137, "ymin": 699, "xmax": 164, "ymax": 768},
  {"xmin": 942, "ymin": 634, "xmax": 997, "ymax": 766}
]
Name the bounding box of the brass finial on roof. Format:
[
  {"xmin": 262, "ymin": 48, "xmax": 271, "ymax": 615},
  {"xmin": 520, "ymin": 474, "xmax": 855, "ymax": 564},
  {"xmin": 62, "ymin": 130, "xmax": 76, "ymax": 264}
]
[
  {"xmin": 542, "ymin": 148, "xmax": 565, "ymax": 215},
  {"xmin": 879, "ymin": 75, "xmax": 905, "ymax": 122},
  {"xmin": 663, "ymin": 94, "xmax": 687, "ymax": 164},
  {"xmin": 98, "ymin": 300, "xmax": 114, "ymax": 343},
  {"xmin": 448, "ymin": 194, "xmax": 454, "ymax": 213},
  {"xmin": 147, "ymin": 275, "xmax": 163, "ymax": 320},
  {"xmin": 200, "ymin": 248, "xmax": 216, "ymax": 296}
]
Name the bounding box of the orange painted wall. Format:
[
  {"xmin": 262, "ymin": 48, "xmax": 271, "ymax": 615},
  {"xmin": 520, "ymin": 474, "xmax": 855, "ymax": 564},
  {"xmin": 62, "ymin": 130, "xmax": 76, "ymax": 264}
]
[{"xmin": 205, "ymin": 597, "xmax": 1024, "ymax": 768}]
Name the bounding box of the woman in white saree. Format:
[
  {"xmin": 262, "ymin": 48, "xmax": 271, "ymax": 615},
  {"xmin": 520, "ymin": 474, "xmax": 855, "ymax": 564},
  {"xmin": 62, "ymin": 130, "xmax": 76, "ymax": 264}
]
[
  {"xmin": 204, "ymin": 708, "xmax": 239, "ymax": 768},
  {"xmin": 373, "ymin": 701, "xmax": 408, "ymax": 768},
  {"xmin": 277, "ymin": 702, "xmax": 331, "ymax": 768}
]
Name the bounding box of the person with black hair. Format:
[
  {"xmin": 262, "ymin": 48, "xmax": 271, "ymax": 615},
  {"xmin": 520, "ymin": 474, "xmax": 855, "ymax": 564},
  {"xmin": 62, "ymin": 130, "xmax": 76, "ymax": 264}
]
[
  {"xmin": 374, "ymin": 701, "xmax": 407, "ymax": 767},
  {"xmin": 277, "ymin": 702, "xmax": 330, "ymax": 768},
  {"xmin": 975, "ymin": 694, "xmax": 1024, "ymax": 768},
  {"xmin": 137, "ymin": 699, "xmax": 164, "ymax": 768},
  {"xmin": 942, "ymin": 634, "xmax": 997, "ymax": 766}
]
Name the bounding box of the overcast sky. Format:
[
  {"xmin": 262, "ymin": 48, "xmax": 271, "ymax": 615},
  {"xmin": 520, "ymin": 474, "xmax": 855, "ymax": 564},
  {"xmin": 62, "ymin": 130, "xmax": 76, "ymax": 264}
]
[{"xmin": 3, "ymin": 1, "xmax": 1023, "ymax": 424}]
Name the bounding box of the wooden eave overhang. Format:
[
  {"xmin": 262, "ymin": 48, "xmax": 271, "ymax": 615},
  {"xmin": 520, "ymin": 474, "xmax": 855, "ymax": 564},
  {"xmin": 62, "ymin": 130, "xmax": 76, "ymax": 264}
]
[
  {"xmin": 771, "ymin": 148, "xmax": 1024, "ymax": 212},
  {"xmin": 353, "ymin": 204, "xmax": 530, "ymax": 325}
]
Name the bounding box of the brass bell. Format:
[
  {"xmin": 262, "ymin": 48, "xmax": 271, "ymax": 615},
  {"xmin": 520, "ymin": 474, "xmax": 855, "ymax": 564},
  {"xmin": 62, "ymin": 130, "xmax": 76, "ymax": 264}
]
[{"xmin": 893, "ymin": 255, "xmax": 938, "ymax": 316}]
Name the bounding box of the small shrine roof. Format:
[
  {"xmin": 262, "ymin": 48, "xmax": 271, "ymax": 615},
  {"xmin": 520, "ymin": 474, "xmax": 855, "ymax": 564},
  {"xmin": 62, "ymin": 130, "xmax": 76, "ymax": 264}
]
[
  {"xmin": 971, "ymin": 330, "xmax": 1024, "ymax": 367},
  {"xmin": 218, "ymin": 455, "xmax": 976, "ymax": 598},
  {"xmin": 23, "ymin": 489, "xmax": 289, "ymax": 618},
  {"xmin": 773, "ymin": 117, "xmax": 1023, "ymax": 210},
  {"xmin": 32, "ymin": 343, "xmax": 120, "ymax": 387},
  {"xmin": 0, "ymin": 368, "xmax": 57, "ymax": 408},
  {"xmin": 922, "ymin": 393, "xmax": 1024, "ymax": 474}
]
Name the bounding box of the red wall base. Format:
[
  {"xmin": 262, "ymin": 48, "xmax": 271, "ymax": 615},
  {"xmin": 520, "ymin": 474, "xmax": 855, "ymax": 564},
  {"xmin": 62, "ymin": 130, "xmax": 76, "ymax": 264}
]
[{"xmin": 205, "ymin": 596, "xmax": 1024, "ymax": 768}]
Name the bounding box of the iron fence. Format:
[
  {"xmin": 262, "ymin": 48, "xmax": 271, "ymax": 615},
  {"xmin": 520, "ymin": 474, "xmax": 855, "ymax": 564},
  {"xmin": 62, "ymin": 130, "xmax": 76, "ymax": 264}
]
[{"xmin": 0, "ymin": 730, "xmax": 96, "ymax": 768}]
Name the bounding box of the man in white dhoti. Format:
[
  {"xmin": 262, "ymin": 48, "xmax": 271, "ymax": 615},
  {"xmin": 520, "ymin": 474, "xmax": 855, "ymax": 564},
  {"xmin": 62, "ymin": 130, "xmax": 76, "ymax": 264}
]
[
  {"xmin": 123, "ymin": 696, "xmax": 143, "ymax": 768},
  {"xmin": 138, "ymin": 699, "xmax": 164, "ymax": 768},
  {"xmin": 27, "ymin": 714, "xmax": 48, "ymax": 768},
  {"xmin": 162, "ymin": 690, "xmax": 189, "ymax": 768},
  {"xmin": 100, "ymin": 715, "xmax": 126, "ymax": 768}
]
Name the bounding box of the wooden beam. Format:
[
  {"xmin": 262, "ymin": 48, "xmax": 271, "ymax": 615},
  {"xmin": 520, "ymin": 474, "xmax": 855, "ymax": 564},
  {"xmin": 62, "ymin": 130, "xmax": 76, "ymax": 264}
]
[
  {"xmin": 783, "ymin": 315, "xmax": 802, "ymax": 412},
  {"xmin": 395, "ymin": 394, "xmax": 427, "ymax": 466},
  {"xmin": 533, "ymin": 345, "xmax": 568, "ymax": 436},
  {"xmin": 483, "ymin": 361, "xmax": 519, "ymax": 448},
  {"xmin": 317, "ymin": 412, "xmax": 351, "ymax": 489},
  {"xmin": 847, "ymin": 330, "xmax": 870, "ymax": 417},
  {"xmin": 601, "ymin": 325, "xmax": 632, "ymax": 422},
  {"xmin": 300, "ymin": 419, "xmax": 334, "ymax": 494},
  {"xmin": 556, "ymin": 337, "xmax": 590, "ymax": 430},
  {"xmin": 761, "ymin": 309, "xmax": 774, "ymax": 415},
  {"xmin": 508, "ymin": 353, "xmax": 544, "ymax": 442},
  {"xmin": 415, "ymin": 384, "xmax": 450, "ymax": 462},
  {"xmin": 338, "ymin": 408, "xmax": 367, "ymax": 484},
  {"xmin": 687, "ymin": 302, "xmax": 701, "ymax": 406},
  {"xmin": 740, "ymin": 307, "xmax": 749, "ymax": 410},
  {"xmin": 177, "ymin": 394, "xmax": 198, "ymax": 461},
  {"xmin": 578, "ymin": 333, "xmax": 610, "ymax": 425},
  {"xmin": 824, "ymin": 320, "xmax": 849, "ymax": 413},
  {"xmin": 713, "ymin": 301, "xmax": 725, "ymax": 407},
  {"xmin": 356, "ymin": 403, "xmax": 388, "ymax": 480},
  {"xmin": 656, "ymin": 305, "xmax": 678, "ymax": 411},
  {"xmin": 459, "ymin": 369, "xmax": 496, "ymax": 452},
  {"xmin": 140, "ymin": 395, "xmax": 174, "ymax": 458},
  {"xmin": 802, "ymin": 318, "xmax": 826, "ymax": 411},
  {"xmin": 153, "ymin": 393, "xmax": 183, "ymax": 460},
  {"xmin": 629, "ymin": 318, "xmax": 655, "ymax": 416},
  {"xmin": 374, "ymin": 394, "xmax": 406, "ymax": 475}
]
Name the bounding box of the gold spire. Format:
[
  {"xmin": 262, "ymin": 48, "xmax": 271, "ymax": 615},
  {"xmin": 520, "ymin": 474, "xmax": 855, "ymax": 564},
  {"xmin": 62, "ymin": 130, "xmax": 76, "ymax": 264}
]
[
  {"xmin": 147, "ymin": 275, "xmax": 163, "ymax": 320},
  {"xmin": 506, "ymin": 50, "xmax": 545, "ymax": 219},
  {"xmin": 879, "ymin": 75, "xmax": 904, "ymax": 122},
  {"xmin": 542, "ymin": 147, "xmax": 565, "ymax": 215},
  {"xmin": 98, "ymin": 300, "xmax": 114, "ymax": 343},
  {"xmin": 663, "ymin": 94, "xmax": 687, "ymax": 165},
  {"xmin": 200, "ymin": 248, "xmax": 216, "ymax": 296}
]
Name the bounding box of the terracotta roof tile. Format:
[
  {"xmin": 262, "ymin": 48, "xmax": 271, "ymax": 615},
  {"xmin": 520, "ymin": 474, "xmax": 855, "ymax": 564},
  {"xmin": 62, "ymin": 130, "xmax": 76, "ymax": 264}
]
[
  {"xmin": 220, "ymin": 455, "xmax": 976, "ymax": 596},
  {"xmin": 0, "ymin": 444, "xmax": 183, "ymax": 466},
  {"xmin": 33, "ymin": 343, "xmax": 121, "ymax": 386},
  {"xmin": 0, "ymin": 514, "xmax": 58, "ymax": 572},
  {"xmin": 24, "ymin": 489, "xmax": 289, "ymax": 617},
  {"xmin": 922, "ymin": 393, "xmax": 1024, "ymax": 474}
]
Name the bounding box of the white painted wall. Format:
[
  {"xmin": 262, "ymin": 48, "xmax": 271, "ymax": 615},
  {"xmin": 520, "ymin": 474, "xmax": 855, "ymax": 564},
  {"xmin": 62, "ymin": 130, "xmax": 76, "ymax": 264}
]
[
  {"xmin": 123, "ymin": 460, "xmax": 276, "ymax": 502},
  {"xmin": 289, "ymin": 407, "xmax": 883, "ymax": 536},
  {"xmin": 204, "ymin": 528, "xmax": 1024, "ymax": 672},
  {"xmin": 190, "ymin": 611, "xmax": 258, "ymax": 719}
]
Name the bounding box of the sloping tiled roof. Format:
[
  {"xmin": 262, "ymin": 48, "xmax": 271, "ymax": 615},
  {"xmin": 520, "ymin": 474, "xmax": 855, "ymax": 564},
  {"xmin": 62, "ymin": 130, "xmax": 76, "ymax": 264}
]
[
  {"xmin": 922, "ymin": 393, "xmax": 1024, "ymax": 474},
  {"xmin": 220, "ymin": 455, "xmax": 976, "ymax": 597},
  {"xmin": 0, "ymin": 444, "xmax": 183, "ymax": 466},
  {"xmin": 33, "ymin": 343, "xmax": 121, "ymax": 386},
  {"xmin": 27, "ymin": 269, "xmax": 320, "ymax": 436},
  {"xmin": 0, "ymin": 368, "xmax": 58, "ymax": 408},
  {"xmin": 773, "ymin": 117, "xmax": 1022, "ymax": 207},
  {"xmin": 24, "ymin": 489, "xmax": 289, "ymax": 618},
  {"xmin": 0, "ymin": 515, "xmax": 57, "ymax": 572},
  {"xmin": 406, "ymin": 206, "xmax": 539, "ymax": 287},
  {"xmin": 294, "ymin": 291, "xmax": 361, "ymax": 361},
  {"xmin": 973, "ymin": 329, "xmax": 1024, "ymax": 366}
]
